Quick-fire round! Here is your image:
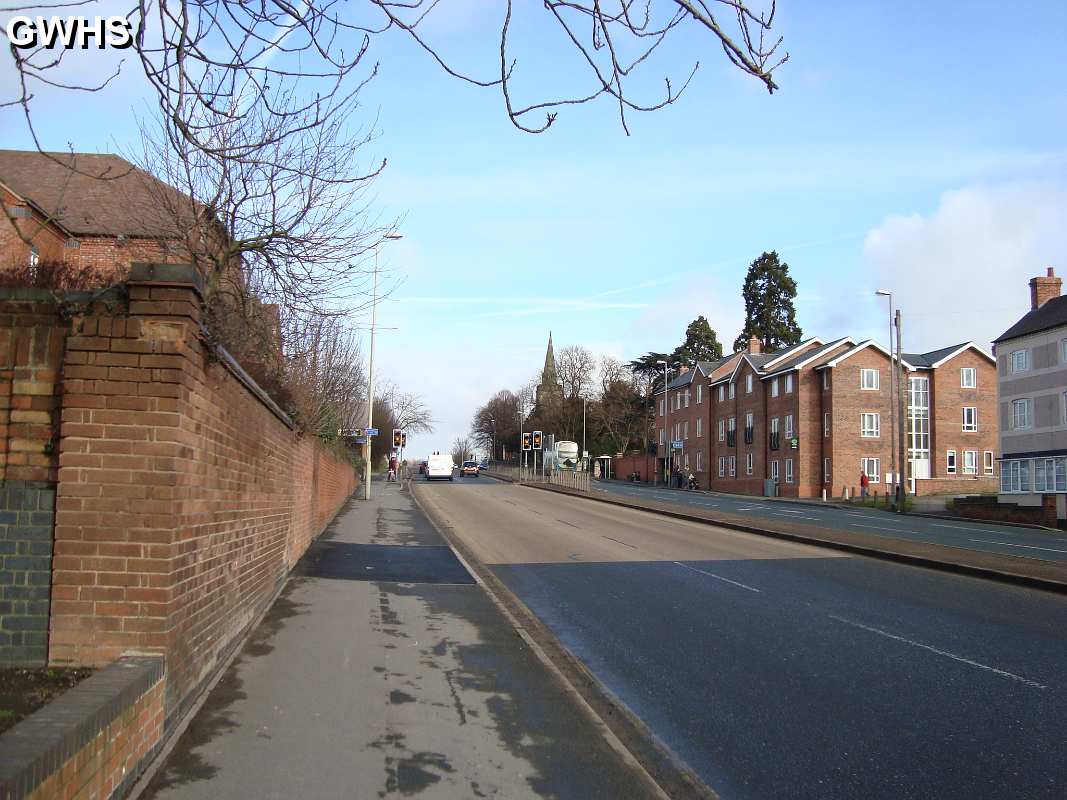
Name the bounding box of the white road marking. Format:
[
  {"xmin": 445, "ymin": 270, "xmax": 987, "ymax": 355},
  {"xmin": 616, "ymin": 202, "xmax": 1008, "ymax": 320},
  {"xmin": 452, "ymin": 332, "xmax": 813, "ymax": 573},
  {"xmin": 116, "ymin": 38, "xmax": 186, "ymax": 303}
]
[
  {"xmin": 851, "ymin": 523, "xmax": 896, "ymax": 531},
  {"xmin": 672, "ymin": 561, "xmax": 761, "ymax": 593},
  {"xmin": 828, "ymin": 614, "xmax": 1048, "ymax": 690},
  {"xmin": 967, "ymin": 539, "xmax": 1067, "ymax": 554},
  {"xmin": 776, "ymin": 509, "xmax": 804, "ymax": 514}
]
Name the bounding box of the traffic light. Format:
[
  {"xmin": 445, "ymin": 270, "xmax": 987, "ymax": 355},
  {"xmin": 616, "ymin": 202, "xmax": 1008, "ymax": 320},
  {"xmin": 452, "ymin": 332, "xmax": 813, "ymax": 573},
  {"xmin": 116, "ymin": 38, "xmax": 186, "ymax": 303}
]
[
  {"xmin": 392, "ymin": 429, "xmax": 402, "ymax": 448},
  {"xmin": 401, "ymin": 433, "xmax": 407, "ymax": 448},
  {"xmin": 522, "ymin": 432, "xmax": 531, "ymax": 451},
  {"xmin": 532, "ymin": 430, "xmax": 543, "ymax": 450}
]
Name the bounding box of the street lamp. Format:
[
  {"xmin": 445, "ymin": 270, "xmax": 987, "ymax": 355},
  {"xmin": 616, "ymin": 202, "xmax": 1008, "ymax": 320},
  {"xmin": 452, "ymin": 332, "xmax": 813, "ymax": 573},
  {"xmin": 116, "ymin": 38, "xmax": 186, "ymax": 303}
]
[
  {"xmin": 364, "ymin": 232, "xmax": 402, "ymax": 501},
  {"xmin": 875, "ymin": 289, "xmax": 906, "ymax": 511},
  {"xmin": 657, "ymin": 359, "xmax": 669, "ymax": 487},
  {"xmin": 582, "ymin": 397, "xmax": 587, "ymax": 472}
]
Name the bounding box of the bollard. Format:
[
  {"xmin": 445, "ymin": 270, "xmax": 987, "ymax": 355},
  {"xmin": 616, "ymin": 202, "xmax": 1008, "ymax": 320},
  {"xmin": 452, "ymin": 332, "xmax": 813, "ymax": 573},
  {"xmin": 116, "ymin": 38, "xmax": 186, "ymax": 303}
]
[
  {"xmin": 822, "ymin": 488, "xmax": 827, "ymax": 502},
  {"xmin": 844, "ymin": 486, "xmax": 850, "ymax": 501}
]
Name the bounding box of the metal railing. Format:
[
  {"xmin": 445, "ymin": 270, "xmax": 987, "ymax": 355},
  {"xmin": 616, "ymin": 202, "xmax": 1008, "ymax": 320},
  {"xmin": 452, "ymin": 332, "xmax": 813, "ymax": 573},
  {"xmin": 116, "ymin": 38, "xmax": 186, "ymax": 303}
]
[{"xmin": 484, "ymin": 463, "xmax": 590, "ymax": 491}]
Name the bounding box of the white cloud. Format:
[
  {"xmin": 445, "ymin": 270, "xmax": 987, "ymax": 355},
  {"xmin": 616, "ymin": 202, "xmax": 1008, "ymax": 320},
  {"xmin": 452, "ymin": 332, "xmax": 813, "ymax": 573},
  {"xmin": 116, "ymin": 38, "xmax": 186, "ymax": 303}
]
[{"xmin": 862, "ymin": 181, "xmax": 1067, "ymax": 352}]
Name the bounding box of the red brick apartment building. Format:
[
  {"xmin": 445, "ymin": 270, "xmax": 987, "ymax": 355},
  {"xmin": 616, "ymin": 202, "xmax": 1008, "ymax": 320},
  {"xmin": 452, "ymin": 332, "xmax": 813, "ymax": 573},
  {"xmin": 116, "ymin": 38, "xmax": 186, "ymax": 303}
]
[
  {"xmin": 1, "ymin": 150, "xmax": 200, "ymax": 283},
  {"xmin": 655, "ymin": 336, "xmax": 998, "ymax": 497}
]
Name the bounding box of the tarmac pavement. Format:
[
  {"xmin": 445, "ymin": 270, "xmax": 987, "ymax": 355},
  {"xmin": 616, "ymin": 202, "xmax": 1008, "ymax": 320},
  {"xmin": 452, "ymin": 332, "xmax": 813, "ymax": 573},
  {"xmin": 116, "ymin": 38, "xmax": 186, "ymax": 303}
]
[{"xmin": 137, "ymin": 479, "xmax": 663, "ymax": 800}]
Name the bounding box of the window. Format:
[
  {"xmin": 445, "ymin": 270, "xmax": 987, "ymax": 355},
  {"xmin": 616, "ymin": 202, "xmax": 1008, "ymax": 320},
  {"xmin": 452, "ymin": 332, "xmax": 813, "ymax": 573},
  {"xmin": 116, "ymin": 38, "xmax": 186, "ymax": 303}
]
[
  {"xmin": 946, "ymin": 450, "xmax": 956, "ymax": 474},
  {"xmin": 771, "ymin": 417, "xmax": 780, "ymax": 434},
  {"xmin": 685, "ymin": 389, "xmax": 691, "ymax": 408},
  {"xmin": 861, "ymin": 457, "xmax": 880, "ymax": 483},
  {"xmin": 659, "ymin": 429, "xmax": 665, "ymax": 446},
  {"xmin": 718, "ymin": 419, "xmax": 725, "ymax": 441},
  {"xmin": 718, "ymin": 457, "xmax": 725, "ymax": 477},
  {"xmin": 784, "ymin": 414, "xmax": 794, "ymax": 440},
  {"xmin": 683, "ymin": 421, "xmax": 689, "ymax": 440},
  {"xmin": 861, "ymin": 369, "xmax": 879, "ymax": 390},
  {"xmin": 676, "ymin": 391, "xmax": 682, "ymax": 410},
  {"xmin": 1011, "ymin": 399, "xmax": 1032, "ymax": 430},
  {"xmin": 697, "ymin": 450, "xmax": 704, "ymax": 472},
  {"xmin": 718, "ymin": 385, "xmax": 725, "ymax": 402},
  {"xmin": 696, "ymin": 418, "xmax": 703, "ymax": 438},
  {"xmin": 684, "ymin": 453, "xmax": 690, "ymax": 470},
  {"xmin": 746, "ymin": 374, "xmax": 753, "ymax": 394},
  {"xmin": 1063, "ymin": 339, "xmax": 1067, "ymax": 364},
  {"xmin": 984, "ymin": 451, "xmax": 994, "ymax": 475},
  {"xmin": 744, "ymin": 411, "xmax": 754, "ymax": 443},
  {"xmin": 746, "ymin": 452, "xmax": 753, "ymax": 475},
  {"xmin": 728, "ymin": 456, "xmax": 736, "ymax": 477},
  {"xmin": 728, "ymin": 416, "xmax": 736, "ymax": 433},
  {"xmin": 785, "ymin": 459, "xmax": 793, "ymax": 483},
  {"xmin": 745, "ymin": 411, "xmax": 753, "ymax": 429},
  {"xmin": 824, "ymin": 458, "xmax": 831, "ymax": 484},
  {"xmin": 822, "ymin": 371, "xmax": 830, "ymax": 390},
  {"xmin": 785, "ymin": 374, "xmax": 793, "ymax": 394},
  {"xmin": 769, "ymin": 417, "xmax": 780, "ymax": 450},
  {"xmin": 1034, "ymin": 457, "xmax": 1067, "ymax": 492},
  {"xmin": 729, "ymin": 382, "xmax": 736, "ymax": 399},
  {"xmin": 1010, "ymin": 349, "xmax": 1029, "ymax": 373},
  {"xmin": 771, "ymin": 377, "xmax": 779, "ymax": 397},
  {"xmin": 963, "ymin": 450, "xmax": 977, "ymax": 475},
  {"xmin": 960, "ymin": 368, "xmax": 976, "ymax": 389},
  {"xmin": 962, "ymin": 407, "xmax": 977, "ymax": 432},
  {"xmin": 1001, "ymin": 460, "xmax": 1030, "ymax": 493},
  {"xmin": 860, "ymin": 412, "xmax": 880, "ymax": 438},
  {"xmin": 727, "ymin": 417, "xmax": 736, "ymax": 446},
  {"xmin": 697, "ymin": 384, "xmax": 702, "ymax": 404},
  {"xmin": 770, "ymin": 460, "xmax": 779, "ymax": 481},
  {"xmin": 824, "ymin": 412, "xmax": 831, "ymax": 437},
  {"xmin": 660, "ymin": 398, "xmax": 665, "ymax": 417}
]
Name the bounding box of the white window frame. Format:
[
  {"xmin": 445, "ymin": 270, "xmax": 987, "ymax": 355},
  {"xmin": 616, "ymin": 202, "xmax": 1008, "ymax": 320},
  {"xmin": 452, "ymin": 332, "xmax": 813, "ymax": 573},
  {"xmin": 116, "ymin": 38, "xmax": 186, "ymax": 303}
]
[
  {"xmin": 697, "ymin": 449, "xmax": 704, "ymax": 472},
  {"xmin": 746, "ymin": 374, "xmax": 753, "ymax": 394},
  {"xmin": 659, "ymin": 428, "xmax": 665, "ymax": 446},
  {"xmin": 823, "ymin": 412, "xmax": 831, "ymax": 437},
  {"xmin": 946, "ymin": 450, "xmax": 956, "ymax": 474},
  {"xmin": 770, "ymin": 460, "xmax": 779, "ymax": 481},
  {"xmin": 963, "ymin": 450, "xmax": 977, "ymax": 475},
  {"xmin": 784, "ymin": 414, "xmax": 794, "ymax": 440},
  {"xmin": 860, "ymin": 412, "xmax": 880, "ymax": 438},
  {"xmin": 729, "ymin": 382, "xmax": 736, "ymax": 400},
  {"xmin": 718, "ymin": 457, "xmax": 725, "ymax": 477},
  {"xmin": 1011, "ymin": 398, "xmax": 1032, "ymax": 430},
  {"xmin": 1001, "ymin": 460, "xmax": 1030, "ymax": 493},
  {"xmin": 718, "ymin": 385, "xmax": 725, "ymax": 402},
  {"xmin": 660, "ymin": 398, "xmax": 665, "ymax": 417},
  {"xmin": 785, "ymin": 373, "xmax": 793, "ymax": 394},
  {"xmin": 728, "ymin": 456, "xmax": 736, "ymax": 477},
  {"xmin": 960, "ymin": 367, "xmax": 976, "ymax": 389},
  {"xmin": 785, "ymin": 458, "xmax": 793, "ymax": 484},
  {"xmin": 984, "ymin": 451, "xmax": 994, "ymax": 475},
  {"xmin": 1063, "ymin": 339, "xmax": 1067, "ymax": 364},
  {"xmin": 718, "ymin": 419, "xmax": 725, "ymax": 441},
  {"xmin": 745, "ymin": 411, "xmax": 753, "ymax": 430},
  {"xmin": 696, "ymin": 418, "xmax": 702, "ymax": 438},
  {"xmin": 860, "ymin": 368, "xmax": 879, "ymax": 390},
  {"xmin": 683, "ymin": 421, "xmax": 689, "ymax": 440},
  {"xmin": 728, "ymin": 416, "xmax": 736, "ymax": 434},
  {"xmin": 823, "ymin": 458, "xmax": 831, "ymax": 484},
  {"xmin": 822, "ymin": 371, "xmax": 830, "ymax": 390},
  {"xmin": 962, "ymin": 407, "xmax": 977, "ymax": 432},
  {"xmin": 1010, "ymin": 349, "xmax": 1029, "ymax": 373},
  {"xmin": 696, "ymin": 384, "xmax": 702, "ymax": 404},
  {"xmin": 771, "ymin": 377, "xmax": 779, "ymax": 397},
  {"xmin": 746, "ymin": 452, "xmax": 753, "ymax": 475},
  {"xmin": 770, "ymin": 417, "xmax": 780, "ymax": 435},
  {"xmin": 861, "ymin": 457, "xmax": 880, "ymax": 483}
]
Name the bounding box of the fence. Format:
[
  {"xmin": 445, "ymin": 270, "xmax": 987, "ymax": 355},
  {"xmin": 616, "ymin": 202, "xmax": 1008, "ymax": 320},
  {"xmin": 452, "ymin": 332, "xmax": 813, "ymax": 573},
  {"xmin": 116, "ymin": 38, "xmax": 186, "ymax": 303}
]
[{"xmin": 485, "ymin": 463, "xmax": 590, "ymax": 491}]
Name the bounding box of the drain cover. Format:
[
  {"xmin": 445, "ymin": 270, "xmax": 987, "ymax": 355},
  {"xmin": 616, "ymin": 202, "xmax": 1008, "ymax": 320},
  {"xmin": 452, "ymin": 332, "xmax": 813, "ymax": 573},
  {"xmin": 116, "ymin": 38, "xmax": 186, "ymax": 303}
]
[{"xmin": 295, "ymin": 542, "xmax": 475, "ymax": 584}]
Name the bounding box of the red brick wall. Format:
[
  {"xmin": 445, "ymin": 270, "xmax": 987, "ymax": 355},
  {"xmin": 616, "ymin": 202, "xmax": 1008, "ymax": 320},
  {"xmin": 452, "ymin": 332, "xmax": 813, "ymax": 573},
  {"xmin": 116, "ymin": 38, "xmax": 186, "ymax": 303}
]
[
  {"xmin": 42, "ymin": 274, "xmax": 357, "ymax": 713},
  {"xmin": 929, "ymin": 349, "xmax": 998, "ymax": 480},
  {"xmin": 26, "ymin": 674, "xmax": 164, "ymax": 800}
]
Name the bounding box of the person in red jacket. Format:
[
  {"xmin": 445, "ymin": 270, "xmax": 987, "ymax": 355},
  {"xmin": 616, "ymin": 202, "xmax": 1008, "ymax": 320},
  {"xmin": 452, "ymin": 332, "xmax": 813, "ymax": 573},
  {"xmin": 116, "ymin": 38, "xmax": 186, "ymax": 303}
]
[{"xmin": 859, "ymin": 470, "xmax": 870, "ymax": 498}]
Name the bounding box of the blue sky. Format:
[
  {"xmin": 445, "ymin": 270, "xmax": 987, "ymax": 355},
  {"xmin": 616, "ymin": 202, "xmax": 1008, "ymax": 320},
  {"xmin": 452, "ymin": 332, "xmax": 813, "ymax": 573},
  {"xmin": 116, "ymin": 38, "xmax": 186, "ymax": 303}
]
[{"xmin": 4, "ymin": 1, "xmax": 1067, "ymax": 456}]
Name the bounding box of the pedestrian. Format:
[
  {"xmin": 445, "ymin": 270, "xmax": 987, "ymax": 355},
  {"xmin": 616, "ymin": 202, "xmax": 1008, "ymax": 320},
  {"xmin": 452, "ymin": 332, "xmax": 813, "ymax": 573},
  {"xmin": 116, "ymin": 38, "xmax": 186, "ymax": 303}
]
[{"xmin": 860, "ymin": 470, "xmax": 869, "ymax": 498}]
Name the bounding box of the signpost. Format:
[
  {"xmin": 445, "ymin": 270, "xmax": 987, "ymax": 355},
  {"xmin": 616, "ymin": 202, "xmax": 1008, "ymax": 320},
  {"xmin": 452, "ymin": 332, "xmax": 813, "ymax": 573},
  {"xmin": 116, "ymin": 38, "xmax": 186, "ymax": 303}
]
[
  {"xmin": 671, "ymin": 440, "xmax": 683, "ymax": 450},
  {"xmin": 532, "ymin": 431, "xmax": 543, "ymax": 478}
]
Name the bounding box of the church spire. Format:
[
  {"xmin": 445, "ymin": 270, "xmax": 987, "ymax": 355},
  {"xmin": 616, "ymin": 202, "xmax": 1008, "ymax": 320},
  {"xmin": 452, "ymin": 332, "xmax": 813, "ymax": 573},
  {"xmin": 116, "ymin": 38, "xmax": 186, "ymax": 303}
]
[{"xmin": 542, "ymin": 331, "xmax": 559, "ymax": 387}]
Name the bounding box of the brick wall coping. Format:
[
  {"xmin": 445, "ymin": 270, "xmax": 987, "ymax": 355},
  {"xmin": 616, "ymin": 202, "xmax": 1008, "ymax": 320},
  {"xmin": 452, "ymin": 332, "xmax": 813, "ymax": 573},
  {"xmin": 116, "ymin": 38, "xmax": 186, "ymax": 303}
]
[
  {"xmin": 212, "ymin": 341, "xmax": 295, "ymax": 430},
  {"xmin": 0, "ymin": 656, "xmax": 164, "ymax": 798},
  {"xmin": 127, "ymin": 262, "xmax": 204, "ymax": 297}
]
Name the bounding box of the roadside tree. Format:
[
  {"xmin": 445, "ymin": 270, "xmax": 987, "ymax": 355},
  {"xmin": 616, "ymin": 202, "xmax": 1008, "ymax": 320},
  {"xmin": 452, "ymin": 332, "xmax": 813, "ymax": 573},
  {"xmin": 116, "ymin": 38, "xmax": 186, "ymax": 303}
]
[{"xmin": 732, "ymin": 251, "xmax": 803, "ymax": 353}]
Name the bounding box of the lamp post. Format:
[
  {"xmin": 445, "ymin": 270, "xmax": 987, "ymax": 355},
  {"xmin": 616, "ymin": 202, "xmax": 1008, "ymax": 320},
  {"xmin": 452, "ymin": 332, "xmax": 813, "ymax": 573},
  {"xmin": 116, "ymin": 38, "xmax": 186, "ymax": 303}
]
[
  {"xmin": 875, "ymin": 289, "xmax": 904, "ymax": 511},
  {"xmin": 657, "ymin": 359, "xmax": 669, "ymax": 487},
  {"xmin": 364, "ymin": 233, "xmax": 402, "ymax": 501},
  {"xmin": 582, "ymin": 397, "xmax": 587, "ymax": 472}
]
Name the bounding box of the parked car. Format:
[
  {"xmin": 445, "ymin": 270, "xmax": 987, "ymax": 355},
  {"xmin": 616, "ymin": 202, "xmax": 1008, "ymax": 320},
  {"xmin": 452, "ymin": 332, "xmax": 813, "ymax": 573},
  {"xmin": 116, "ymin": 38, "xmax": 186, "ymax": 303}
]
[
  {"xmin": 478, "ymin": 461, "xmax": 489, "ymax": 472},
  {"xmin": 461, "ymin": 460, "xmax": 479, "ymax": 477}
]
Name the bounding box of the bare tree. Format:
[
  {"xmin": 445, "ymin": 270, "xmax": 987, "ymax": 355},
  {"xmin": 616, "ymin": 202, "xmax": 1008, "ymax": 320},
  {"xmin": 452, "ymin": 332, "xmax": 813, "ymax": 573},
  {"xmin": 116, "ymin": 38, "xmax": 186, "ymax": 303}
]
[
  {"xmin": 378, "ymin": 383, "xmax": 434, "ymax": 435},
  {"xmin": 557, "ymin": 345, "xmax": 597, "ymax": 400},
  {"xmin": 4, "ymin": 1, "xmax": 787, "ymax": 148},
  {"xmin": 451, "ymin": 436, "xmax": 473, "ymax": 466},
  {"xmin": 471, "ymin": 390, "xmax": 521, "ymax": 461}
]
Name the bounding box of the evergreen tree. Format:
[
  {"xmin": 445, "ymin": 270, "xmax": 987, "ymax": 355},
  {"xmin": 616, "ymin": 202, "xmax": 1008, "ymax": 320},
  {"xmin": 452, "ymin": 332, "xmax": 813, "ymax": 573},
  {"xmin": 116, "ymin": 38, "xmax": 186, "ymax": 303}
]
[
  {"xmin": 672, "ymin": 316, "xmax": 724, "ymax": 366},
  {"xmin": 732, "ymin": 251, "xmax": 803, "ymax": 353}
]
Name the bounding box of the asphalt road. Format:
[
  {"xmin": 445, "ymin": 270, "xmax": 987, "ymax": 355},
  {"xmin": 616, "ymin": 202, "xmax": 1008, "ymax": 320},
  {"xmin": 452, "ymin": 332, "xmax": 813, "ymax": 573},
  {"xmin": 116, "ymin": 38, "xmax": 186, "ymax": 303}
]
[
  {"xmin": 417, "ymin": 477, "xmax": 1067, "ymax": 800},
  {"xmin": 594, "ymin": 479, "xmax": 1067, "ymax": 564}
]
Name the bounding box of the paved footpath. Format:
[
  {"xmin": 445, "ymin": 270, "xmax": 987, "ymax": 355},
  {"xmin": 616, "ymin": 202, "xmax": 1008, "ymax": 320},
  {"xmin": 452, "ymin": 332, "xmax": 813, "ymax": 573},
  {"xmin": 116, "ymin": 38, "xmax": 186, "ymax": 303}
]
[{"xmin": 138, "ymin": 480, "xmax": 661, "ymax": 800}]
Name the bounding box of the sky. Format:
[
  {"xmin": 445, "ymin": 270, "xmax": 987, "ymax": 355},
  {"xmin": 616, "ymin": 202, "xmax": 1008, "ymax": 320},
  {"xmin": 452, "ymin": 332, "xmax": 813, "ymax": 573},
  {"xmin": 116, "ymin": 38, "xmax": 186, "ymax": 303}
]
[{"xmin": 3, "ymin": 1, "xmax": 1067, "ymax": 457}]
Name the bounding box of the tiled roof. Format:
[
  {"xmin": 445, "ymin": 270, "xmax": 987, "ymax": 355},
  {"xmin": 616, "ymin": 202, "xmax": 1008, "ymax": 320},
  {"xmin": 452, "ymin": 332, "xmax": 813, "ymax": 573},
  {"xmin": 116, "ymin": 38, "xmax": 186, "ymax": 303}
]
[
  {"xmin": 0, "ymin": 150, "xmax": 192, "ymax": 238},
  {"xmin": 994, "ymin": 295, "xmax": 1067, "ymax": 343},
  {"xmin": 762, "ymin": 337, "xmax": 852, "ymax": 378}
]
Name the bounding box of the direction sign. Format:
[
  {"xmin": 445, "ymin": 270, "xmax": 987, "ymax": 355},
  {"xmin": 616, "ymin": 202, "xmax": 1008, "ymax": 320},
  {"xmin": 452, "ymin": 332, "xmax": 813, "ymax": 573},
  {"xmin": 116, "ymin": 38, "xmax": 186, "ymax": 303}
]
[
  {"xmin": 366, "ymin": 427, "xmax": 379, "ymax": 436},
  {"xmin": 671, "ymin": 440, "xmax": 683, "ymax": 450},
  {"xmin": 339, "ymin": 427, "xmax": 364, "ymax": 438}
]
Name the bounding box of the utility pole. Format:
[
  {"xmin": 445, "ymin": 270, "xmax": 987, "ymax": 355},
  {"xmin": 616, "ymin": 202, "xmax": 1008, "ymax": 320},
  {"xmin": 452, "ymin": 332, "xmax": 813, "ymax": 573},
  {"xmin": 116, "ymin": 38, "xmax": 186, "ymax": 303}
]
[
  {"xmin": 658, "ymin": 360, "xmax": 669, "ymax": 487},
  {"xmin": 876, "ymin": 289, "xmax": 897, "ymax": 508},
  {"xmin": 582, "ymin": 397, "xmax": 587, "ymax": 472},
  {"xmin": 896, "ymin": 308, "xmax": 907, "ymax": 512},
  {"xmin": 363, "ymin": 233, "xmax": 401, "ymax": 501}
]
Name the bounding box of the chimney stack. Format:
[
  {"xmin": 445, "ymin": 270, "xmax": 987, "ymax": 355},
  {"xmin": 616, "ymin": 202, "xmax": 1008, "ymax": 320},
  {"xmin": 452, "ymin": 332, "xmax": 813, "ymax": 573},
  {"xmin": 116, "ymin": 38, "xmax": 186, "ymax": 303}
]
[
  {"xmin": 1030, "ymin": 266, "xmax": 1062, "ymax": 310},
  {"xmin": 748, "ymin": 336, "xmax": 761, "ymax": 354},
  {"xmin": 678, "ymin": 365, "xmax": 690, "ymax": 374}
]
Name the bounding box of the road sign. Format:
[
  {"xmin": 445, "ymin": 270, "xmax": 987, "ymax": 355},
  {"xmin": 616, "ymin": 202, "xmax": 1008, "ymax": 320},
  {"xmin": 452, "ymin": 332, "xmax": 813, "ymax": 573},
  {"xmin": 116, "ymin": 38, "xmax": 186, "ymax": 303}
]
[
  {"xmin": 339, "ymin": 427, "xmax": 364, "ymax": 438},
  {"xmin": 353, "ymin": 437, "xmax": 367, "ymax": 445},
  {"xmin": 522, "ymin": 432, "xmax": 532, "ymax": 451},
  {"xmin": 532, "ymin": 431, "xmax": 543, "ymax": 450},
  {"xmin": 366, "ymin": 427, "xmax": 379, "ymax": 436},
  {"xmin": 790, "ymin": 437, "xmax": 799, "ymax": 449},
  {"xmin": 671, "ymin": 440, "xmax": 683, "ymax": 450}
]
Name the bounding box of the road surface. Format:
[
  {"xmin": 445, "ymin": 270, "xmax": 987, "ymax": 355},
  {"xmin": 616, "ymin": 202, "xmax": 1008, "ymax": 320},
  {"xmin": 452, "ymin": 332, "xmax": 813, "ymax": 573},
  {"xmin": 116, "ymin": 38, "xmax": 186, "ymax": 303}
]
[
  {"xmin": 594, "ymin": 479, "xmax": 1067, "ymax": 564},
  {"xmin": 417, "ymin": 476, "xmax": 1067, "ymax": 800}
]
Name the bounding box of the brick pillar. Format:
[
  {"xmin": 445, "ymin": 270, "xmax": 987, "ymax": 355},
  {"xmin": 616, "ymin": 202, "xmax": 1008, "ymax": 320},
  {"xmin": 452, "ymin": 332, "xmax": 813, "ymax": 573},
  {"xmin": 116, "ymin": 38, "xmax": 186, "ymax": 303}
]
[
  {"xmin": 1041, "ymin": 493, "xmax": 1058, "ymax": 528},
  {"xmin": 49, "ymin": 265, "xmax": 203, "ymax": 676}
]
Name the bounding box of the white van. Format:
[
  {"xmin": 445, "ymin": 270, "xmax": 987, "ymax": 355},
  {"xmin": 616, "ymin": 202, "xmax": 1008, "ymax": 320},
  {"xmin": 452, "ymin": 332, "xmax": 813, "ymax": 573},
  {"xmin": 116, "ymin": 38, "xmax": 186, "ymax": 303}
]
[{"xmin": 426, "ymin": 453, "xmax": 455, "ymax": 481}]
